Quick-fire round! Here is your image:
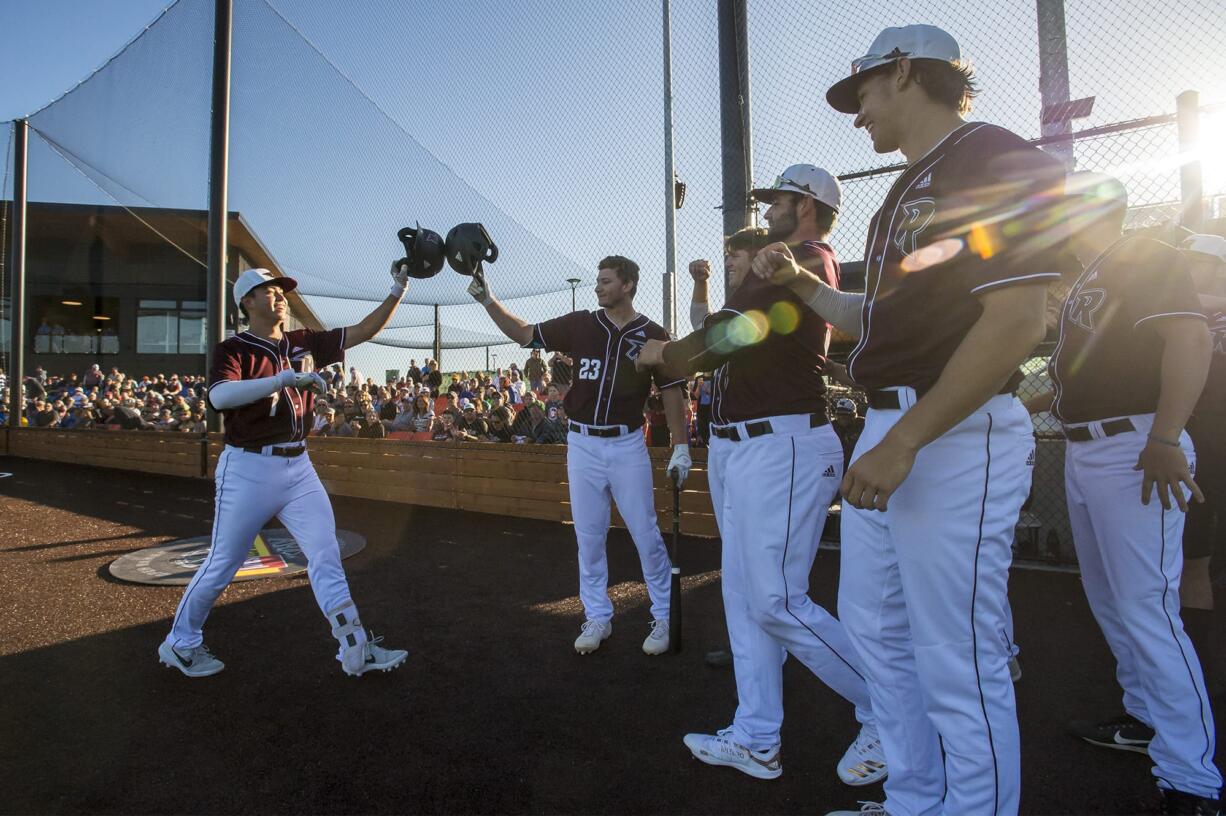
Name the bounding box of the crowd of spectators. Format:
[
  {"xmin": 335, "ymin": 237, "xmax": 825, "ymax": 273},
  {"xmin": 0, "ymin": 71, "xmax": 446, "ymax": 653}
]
[{"xmin": 0, "ymin": 349, "xmax": 864, "ymax": 458}]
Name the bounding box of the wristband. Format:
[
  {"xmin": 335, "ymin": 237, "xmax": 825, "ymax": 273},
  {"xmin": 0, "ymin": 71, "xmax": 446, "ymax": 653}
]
[{"xmin": 1147, "ymin": 433, "xmax": 1181, "ymax": 448}]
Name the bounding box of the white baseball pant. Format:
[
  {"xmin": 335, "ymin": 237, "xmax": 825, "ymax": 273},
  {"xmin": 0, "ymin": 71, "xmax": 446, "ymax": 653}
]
[
  {"xmin": 708, "ymin": 414, "xmax": 874, "ymax": 751},
  {"xmin": 839, "ymin": 390, "xmax": 1033, "ymax": 816},
  {"xmin": 1064, "ymin": 413, "xmax": 1220, "ymax": 799},
  {"xmin": 566, "ymin": 428, "xmax": 671, "ymax": 622},
  {"xmin": 165, "ymin": 445, "xmax": 360, "ymax": 651}
]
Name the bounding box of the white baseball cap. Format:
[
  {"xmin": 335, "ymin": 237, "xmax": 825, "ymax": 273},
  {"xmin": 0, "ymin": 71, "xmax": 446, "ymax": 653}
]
[
  {"xmin": 826, "ymin": 24, "xmax": 962, "ymax": 114},
  {"xmin": 233, "ymin": 268, "xmax": 297, "ymax": 307},
  {"xmin": 750, "ymin": 164, "xmax": 842, "ymax": 212},
  {"xmin": 1182, "ymin": 233, "xmax": 1226, "ymax": 263}
]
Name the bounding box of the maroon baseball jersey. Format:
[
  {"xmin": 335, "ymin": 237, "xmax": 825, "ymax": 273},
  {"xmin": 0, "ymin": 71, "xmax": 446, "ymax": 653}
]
[
  {"xmin": 208, "ymin": 327, "xmax": 346, "ymax": 447},
  {"xmin": 707, "ymin": 241, "xmax": 838, "ymax": 424},
  {"xmin": 848, "ymin": 122, "xmax": 1074, "ymax": 393},
  {"xmin": 1195, "ymin": 309, "xmax": 1226, "ymax": 416},
  {"xmin": 530, "ymin": 310, "xmax": 681, "ymax": 429},
  {"xmin": 1050, "ymin": 236, "xmax": 1206, "ymax": 424}
]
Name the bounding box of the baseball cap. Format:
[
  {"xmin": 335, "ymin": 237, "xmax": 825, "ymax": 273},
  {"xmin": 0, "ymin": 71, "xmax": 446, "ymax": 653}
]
[
  {"xmin": 459, "ymin": 398, "xmax": 474, "ymax": 410},
  {"xmin": 750, "ymin": 164, "xmax": 842, "ymax": 212},
  {"xmin": 834, "ymin": 398, "xmax": 857, "ymax": 415},
  {"xmin": 826, "ymin": 24, "xmax": 962, "ymax": 114},
  {"xmin": 233, "ymin": 268, "xmax": 297, "ymax": 307},
  {"xmin": 1182, "ymin": 233, "xmax": 1226, "ymax": 264}
]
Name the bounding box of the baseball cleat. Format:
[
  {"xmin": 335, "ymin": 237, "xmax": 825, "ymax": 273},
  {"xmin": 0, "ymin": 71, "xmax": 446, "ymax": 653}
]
[
  {"xmin": 642, "ymin": 618, "xmax": 669, "ymax": 655},
  {"xmin": 837, "ymin": 725, "xmax": 888, "ymax": 786},
  {"xmin": 1067, "ymin": 713, "xmax": 1154, "ymax": 754},
  {"xmin": 158, "ymin": 641, "xmax": 225, "ymax": 677},
  {"xmin": 339, "ymin": 633, "xmax": 407, "ymax": 677},
  {"xmin": 1161, "ymin": 788, "xmax": 1222, "ymax": 815},
  {"xmin": 574, "ymin": 619, "xmax": 612, "ymax": 654},
  {"xmin": 683, "ymin": 729, "xmax": 781, "ymax": 780},
  {"xmin": 825, "ymin": 802, "xmax": 888, "ymax": 816}
]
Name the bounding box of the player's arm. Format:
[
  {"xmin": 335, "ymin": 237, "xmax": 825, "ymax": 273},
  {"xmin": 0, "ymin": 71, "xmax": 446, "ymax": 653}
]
[
  {"xmin": 751, "ymin": 243, "xmax": 864, "ymax": 338},
  {"xmin": 343, "ymin": 262, "xmax": 410, "ymax": 348},
  {"xmin": 689, "ymin": 259, "xmax": 712, "ymax": 332},
  {"xmin": 659, "ymin": 383, "xmax": 693, "ymax": 486},
  {"xmin": 842, "ymin": 284, "xmax": 1048, "ymax": 511},
  {"xmin": 1136, "ymin": 316, "xmax": 1211, "ymax": 511},
  {"xmin": 466, "ymin": 272, "xmax": 535, "ymax": 346}
]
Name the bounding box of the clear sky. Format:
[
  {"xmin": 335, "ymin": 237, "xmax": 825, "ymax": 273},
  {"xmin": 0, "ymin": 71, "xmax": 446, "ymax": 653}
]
[{"xmin": 4, "ymin": 0, "xmax": 1225, "ymax": 379}]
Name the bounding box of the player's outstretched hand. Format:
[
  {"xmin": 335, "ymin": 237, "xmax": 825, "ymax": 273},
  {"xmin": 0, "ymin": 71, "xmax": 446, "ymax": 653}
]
[
  {"xmin": 688, "ymin": 259, "xmax": 711, "ymax": 282},
  {"xmin": 390, "ymin": 260, "xmax": 410, "ymax": 299},
  {"xmin": 1134, "ymin": 438, "xmax": 1203, "ymax": 512},
  {"xmin": 667, "ymin": 443, "xmax": 692, "ymax": 487},
  {"xmin": 840, "ymin": 435, "xmax": 918, "ymax": 512},
  {"xmin": 751, "ymin": 242, "xmax": 803, "ymax": 285},
  {"xmin": 279, "ymin": 370, "xmax": 328, "ymax": 396},
  {"xmin": 635, "ymin": 339, "xmax": 667, "ymax": 371},
  {"xmin": 467, "ymin": 270, "xmax": 494, "ymax": 306}
]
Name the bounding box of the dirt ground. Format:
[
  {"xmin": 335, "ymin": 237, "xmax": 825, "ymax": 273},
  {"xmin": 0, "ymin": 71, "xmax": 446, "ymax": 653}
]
[{"xmin": 1, "ymin": 455, "xmax": 1220, "ymax": 815}]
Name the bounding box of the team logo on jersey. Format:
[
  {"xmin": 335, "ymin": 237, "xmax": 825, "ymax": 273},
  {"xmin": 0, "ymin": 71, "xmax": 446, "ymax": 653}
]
[
  {"xmin": 1066, "ymin": 287, "xmax": 1106, "ymax": 331},
  {"xmin": 625, "ymin": 336, "xmax": 646, "ymax": 361},
  {"xmin": 893, "ymin": 197, "xmax": 937, "ymax": 256}
]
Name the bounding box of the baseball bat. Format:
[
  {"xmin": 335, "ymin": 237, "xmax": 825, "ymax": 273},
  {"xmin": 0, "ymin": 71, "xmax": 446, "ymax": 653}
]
[{"xmin": 670, "ymin": 471, "xmax": 682, "ymax": 654}]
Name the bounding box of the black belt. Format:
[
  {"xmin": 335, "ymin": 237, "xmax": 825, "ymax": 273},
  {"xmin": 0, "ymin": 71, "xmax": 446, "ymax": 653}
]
[
  {"xmin": 711, "ymin": 413, "xmax": 828, "ymax": 442},
  {"xmin": 867, "ymin": 384, "xmax": 1015, "ymax": 411},
  {"xmin": 569, "ymin": 421, "xmax": 626, "ymax": 438},
  {"xmin": 242, "ymin": 444, "xmax": 307, "ymax": 457},
  {"xmin": 1064, "ymin": 418, "xmax": 1136, "ymax": 443}
]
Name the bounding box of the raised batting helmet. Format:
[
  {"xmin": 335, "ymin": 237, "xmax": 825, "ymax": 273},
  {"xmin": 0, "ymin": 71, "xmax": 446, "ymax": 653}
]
[
  {"xmin": 445, "ymin": 223, "xmax": 499, "ymax": 277},
  {"xmin": 396, "ymin": 223, "xmax": 447, "ymax": 279}
]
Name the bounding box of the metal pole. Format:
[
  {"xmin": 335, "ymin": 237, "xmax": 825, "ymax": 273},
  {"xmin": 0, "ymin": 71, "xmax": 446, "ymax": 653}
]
[
  {"xmin": 7, "ymin": 120, "xmax": 27, "ymax": 430},
  {"xmin": 1177, "ymin": 90, "xmax": 1204, "ymax": 231},
  {"xmin": 1036, "ymin": 0, "xmax": 1074, "ymax": 168},
  {"xmin": 485, "ymin": 345, "xmax": 489, "ymax": 372},
  {"xmin": 662, "ymin": 0, "xmax": 677, "ymax": 337},
  {"xmin": 433, "ymin": 304, "xmax": 441, "ymax": 369},
  {"xmin": 718, "ymin": 0, "xmax": 752, "ymax": 289},
  {"xmin": 205, "ymin": 0, "xmax": 233, "ymax": 433}
]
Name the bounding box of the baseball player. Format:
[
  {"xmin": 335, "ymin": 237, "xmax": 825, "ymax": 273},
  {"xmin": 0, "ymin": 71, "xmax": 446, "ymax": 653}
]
[
  {"xmin": 469, "ymin": 256, "xmax": 691, "ymax": 655},
  {"xmin": 158, "ymin": 267, "xmax": 410, "ymax": 678},
  {"xmin": 758, "ymin": 26, "xmax": 1074, "ymax": 815},
  {"xmin": 1179, "ymin": 234, "xmax": 1226, "ymax": 698},
  {"xmin": 1033, "ymin": 177, "xmax": 1219, "ymax": 815},
  {"xmin": 637, "ymin": 171, "xmax": 884, "ymax": 787}
]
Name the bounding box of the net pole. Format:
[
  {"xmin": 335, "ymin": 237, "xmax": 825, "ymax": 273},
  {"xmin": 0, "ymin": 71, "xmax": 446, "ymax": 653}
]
[
  {"xmin": 206, "ymin": 0, "xmax": 233, "ymax": 433},
  {"xmin": 1177, "ymin": 90, "xmax": 1204, "ymax": 230},
  {"xmin": 7, "ymin": 120, "xmax": 27, "ymax": 431},
  {"xmin": 662, "ymin": 0, "xmax": 677, "ymax": 337},
  {"xmin": 718, "ymin": 0, "xmax": 752, "ymax": 288},
  {"xmin": 1036, "ymin": 0, "xmax": 1074, "ymax": 168}
]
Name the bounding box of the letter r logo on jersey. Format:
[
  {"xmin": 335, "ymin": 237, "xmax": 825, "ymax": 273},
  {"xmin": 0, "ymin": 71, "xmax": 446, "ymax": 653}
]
[
  {"xmin": 1067, "ymin": 287, "xmax": 1107, "ymax": 332},
  {"xmin": 893, "ymin": 198, "xmax": 937, "ymax": 257}
]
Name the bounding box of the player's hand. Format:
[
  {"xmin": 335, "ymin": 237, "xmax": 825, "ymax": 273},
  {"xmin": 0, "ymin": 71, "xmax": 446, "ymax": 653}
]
[
  {"xmin": 841, "ymin": 435, "xmax": 918, "ymax": 512},
  {"xmin": 667, "ymin": 443, "xmax": 692, "ymax": 487},
  {"xmin": 278, "ymin": 369, "xmax": 328, "ymax": 396},
  {"xmin": 467, "ymin": 270, "xmax": 494, "ymax": 306},
  {"xmin": 751, "ymin": 242, "xmax": 803, "ymax": 286},
  {"xmin": 635, "ymin": 339, "xmax": 667, "ymax": 371},
  {"xmin": 688, "ymin": 259, "xmax": 711, "ymax": 282},
  {"xmin": 390, "ymin": 260, "xmax": 410, "ymax": 299},
  {"xmin": 1134, "ymin": 438, "xmax": 1203, "ymax": 512}
]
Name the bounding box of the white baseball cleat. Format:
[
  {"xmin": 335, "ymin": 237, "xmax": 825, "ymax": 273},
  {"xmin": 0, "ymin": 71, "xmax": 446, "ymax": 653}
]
[
  {"xmin": 158, "ymin": 641, "xmax": 225, "ymax": 677},
  {"xmin": 574, "ymin": 619, "xmax": 612, "ymax": 654},
  {"xmin": 837, "ymin": 725, "xmax": 888, "ymax": 786},
  {"xmin": 642, "ymin": 618, "xmax": 670, "ymax": 655},
  {"xmin": 825, "ymin": 803, "xmax": 887, "ymax": 816},
  {"xmin": 339, "ymin": 633, "xmax": 408, "ymax": 677},
  {"xmin": 683, "ymin": 728, "xmax": 782, "ymax": 780}
]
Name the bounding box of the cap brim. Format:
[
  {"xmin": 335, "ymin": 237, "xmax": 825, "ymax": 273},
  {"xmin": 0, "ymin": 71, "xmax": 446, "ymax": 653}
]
[
  {"xmin": 826, "ymin": 73, "xmax": 865, "ymax": 114},
  {"xmin": 748, "ymin": 187, "xmax": 785, "ymax": 203}
]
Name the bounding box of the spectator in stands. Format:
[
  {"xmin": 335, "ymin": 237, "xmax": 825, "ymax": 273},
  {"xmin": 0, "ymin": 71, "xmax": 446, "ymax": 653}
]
[
  {"xmin": 359, "ymin": 409, "xmax": 387, "ymax": 439},
  {"xmin": 409, "ymin": 393, "xmax": 434, "ymax": 432},
  {"xmin": 549, "ymin": 351, "xmax": 572, "ymax": 387},
  {"xmin": 425, "ymin": 360, "xmax": 443, "ymax": 395},
  {"xmin": 155, "ymin": 409, "xmax": 179, "ymax": 430},
  {"xmin": 528, "ymin": 402, "xmax": 567, "ymax": 444},
  {"xmin": 33, "ymin": 399, "xmax": 57, "ymax": 428},
  {"xmin": 543, "ymin": 384, "xmax": 564, "ymax": 421},
  {"xmin": 83, "ymin": 364, "xmax": 103, "ymax": 389},
  {"xmin": 183, "ymin": 410, "xmax": 207, "ymax": 433},
  {"xmin": 525, "ymin": 349, "xmax": 548, "ymax": 392},
  {"xmin": 406, "ymin": 359, "xmax": 422, "ymax": 385},
  {"xmin": 694, "ymin": 374, "xmax": 712, "ymax": 445},
  {"xmin": 487, "ymin": 406, "xmax": 514, "ymax": 442},
  {"xmin": 431, "ymin": 413, "xmax": 453, "ymax": 441}
]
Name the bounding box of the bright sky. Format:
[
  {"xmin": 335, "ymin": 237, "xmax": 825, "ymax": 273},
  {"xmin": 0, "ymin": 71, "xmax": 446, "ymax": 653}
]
[{"xmin": 3, "ymin": 0, "xmax": 1225, "ymax": 379}]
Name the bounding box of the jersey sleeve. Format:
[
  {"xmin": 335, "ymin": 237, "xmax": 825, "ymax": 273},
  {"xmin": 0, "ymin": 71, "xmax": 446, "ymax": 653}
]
[
  {"xmin": 1127, "ymin": 241, "xmax": 1209, "ymax": 330},
  {"xmin": 529, "ymin": 312, "xmax": 582, "ymax": 352},
  {"xmin": 206, "ymin": 341, "xmax": 243, "ymax": 411},
  {"xmin": 303, "ymin": 327, "xmax": 346, "ymax": 367},
  {"xmin": 950, "ymin": 129, "xmax": 1075, "ymax": 295}
]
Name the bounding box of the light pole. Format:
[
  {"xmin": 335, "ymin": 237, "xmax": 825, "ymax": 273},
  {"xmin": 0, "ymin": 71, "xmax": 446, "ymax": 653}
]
[{"xmin": 566, "ymin": 277, "xmax": 581, "ymax": 312}]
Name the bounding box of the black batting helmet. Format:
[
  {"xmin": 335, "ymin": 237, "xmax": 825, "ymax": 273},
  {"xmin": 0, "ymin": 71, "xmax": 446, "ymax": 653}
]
[
  {"xmin": 445, "ymin": 223, "xmax": 499, "ymax": 277},
  {"xmin": 396, "ymin": 223, "xmax": 447, "ymax": 279}
]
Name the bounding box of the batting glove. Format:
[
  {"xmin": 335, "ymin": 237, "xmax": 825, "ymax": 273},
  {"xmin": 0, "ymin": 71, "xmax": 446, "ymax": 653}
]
[
  {"xmin": 390, "ymin": 260, "xmax": 410, "ymax": 299},
  {"xmin": 278, "ymin": 369, "xmax": 328, "ymax": 396},
  {"xmin": 667, "ymin": 443, "xmax": 691, "ymax": 487},
  {"xmin": 467, "ymin": 270, "xmax": 494, "ymax": 306}
]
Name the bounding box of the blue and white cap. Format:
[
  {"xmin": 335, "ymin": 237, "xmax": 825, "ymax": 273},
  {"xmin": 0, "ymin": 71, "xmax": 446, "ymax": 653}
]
[{"xmin": 826, "ymin": 24, "xmax": 962, "ymax": 114}]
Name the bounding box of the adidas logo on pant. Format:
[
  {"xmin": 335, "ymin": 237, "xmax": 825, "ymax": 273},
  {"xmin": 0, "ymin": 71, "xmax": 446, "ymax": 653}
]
[{"xmin": 822, "ymin": 466, "xmax": 837, "ymax": 478}]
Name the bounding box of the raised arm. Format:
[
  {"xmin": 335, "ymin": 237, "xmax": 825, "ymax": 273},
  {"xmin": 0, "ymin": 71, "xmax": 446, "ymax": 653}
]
[
  {"xmin": 689, "ymin": 259, "xmax": 712, "ymax": 332},
  {"xmin": 751, "ymin": 243, "xmax": 864, "ymax": 338},
  {"xmin": 467, "ymin": 272, "xmax": 534, "ymax": 346},
  {"xmin": 343, "ymin": 262, "xmax": 409, "ymax": 349}
]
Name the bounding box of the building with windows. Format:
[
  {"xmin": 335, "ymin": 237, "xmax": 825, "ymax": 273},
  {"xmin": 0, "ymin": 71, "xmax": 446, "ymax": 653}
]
[{"xmin": 3, "ymin": 202, "xmax": 319, "ymax": 377}]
